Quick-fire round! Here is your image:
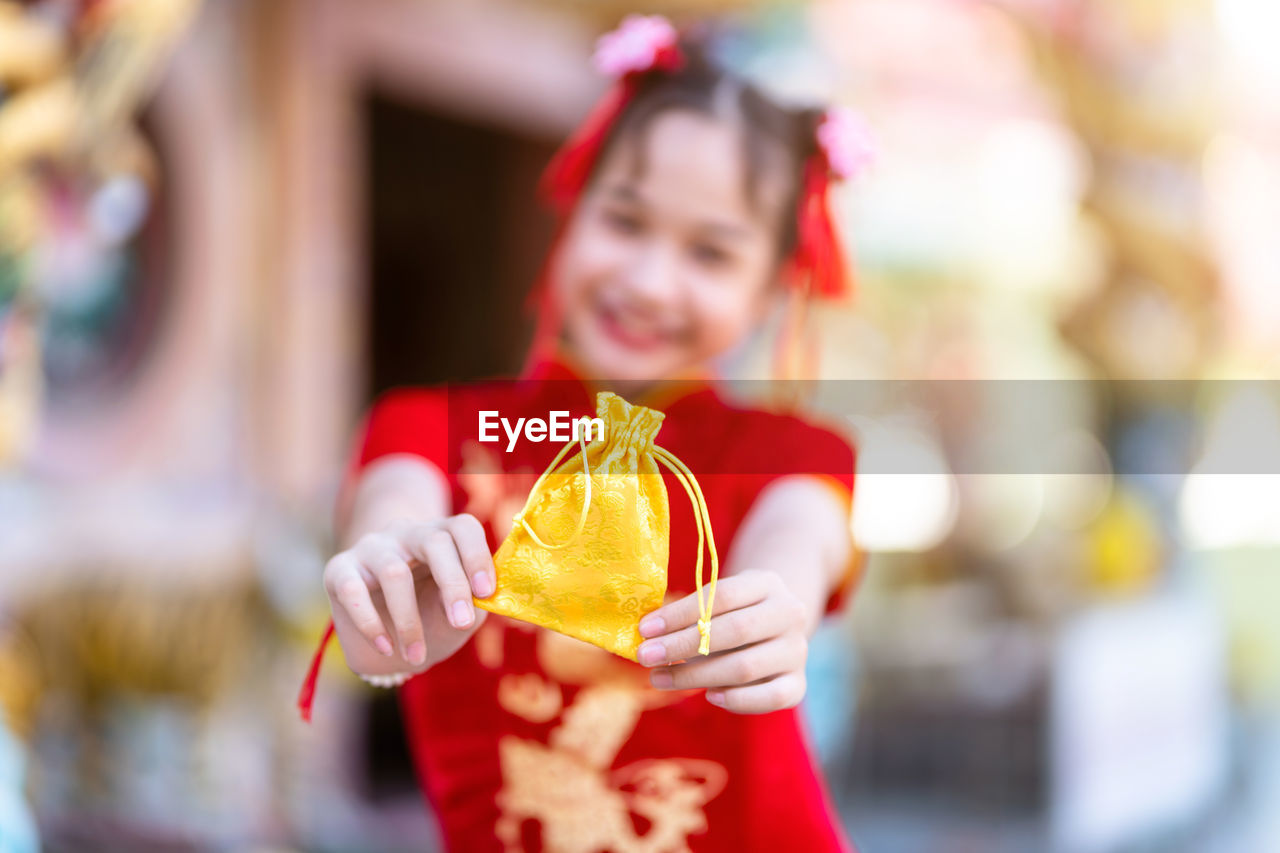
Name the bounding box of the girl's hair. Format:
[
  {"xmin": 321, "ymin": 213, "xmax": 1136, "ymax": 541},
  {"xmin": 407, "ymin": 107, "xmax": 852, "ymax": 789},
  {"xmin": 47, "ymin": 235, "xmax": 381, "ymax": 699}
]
[{"xmin": 593, "ymin": 41, "xmax": 822, "ymax": 263}]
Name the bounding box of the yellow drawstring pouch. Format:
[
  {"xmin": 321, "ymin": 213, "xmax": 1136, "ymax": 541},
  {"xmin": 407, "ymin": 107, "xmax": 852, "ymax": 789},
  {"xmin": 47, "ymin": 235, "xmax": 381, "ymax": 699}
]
[{"xmin": 477, "ymin": 391, "xmax": 718, "ymax": 662}]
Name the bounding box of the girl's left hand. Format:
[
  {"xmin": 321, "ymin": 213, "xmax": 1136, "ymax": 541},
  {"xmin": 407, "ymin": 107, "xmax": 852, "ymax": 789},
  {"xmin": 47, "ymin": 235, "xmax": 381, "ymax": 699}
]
[{"xmin": 636, "ymin": 569, "xmax": 813, "ymax": 714}]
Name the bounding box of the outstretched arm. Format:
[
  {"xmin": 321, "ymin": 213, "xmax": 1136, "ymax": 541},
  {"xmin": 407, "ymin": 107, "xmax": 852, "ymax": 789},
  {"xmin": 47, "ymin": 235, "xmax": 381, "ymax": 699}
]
[{"xmin": 325, "ymin": 454, "xmax": 495, "ymax": 678}]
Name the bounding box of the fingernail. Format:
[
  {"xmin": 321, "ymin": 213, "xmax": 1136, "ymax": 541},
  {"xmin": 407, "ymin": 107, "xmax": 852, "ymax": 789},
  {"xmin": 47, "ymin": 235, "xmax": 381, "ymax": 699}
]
[
  {"xmin": 374, "ymin": 635, "xmax": 393, "ymax": 656},
  {"xmin": 406, "ymin": 641, "xmax": 426, "ymax": 666},
  {"xmin": 650, "ymin": 670, "xmax": 674, "ymax": 690},
  {"xmin": 706, "ymin": 690, "xmax": 725, "ymax": 707},
  {"xmin": 473, "ymin": 572, "xmax": 495, "ymax": 598},
  {"xmin": 637, "ymin": 640, "xmax": 665, "ymax": 666},
  {"xmin": 638, "ymin": 614, "xmax": 664, "ymax": 637},
  {"xmin": 451, "ymin": 600, "xmax": 474, "ymax": 628}
]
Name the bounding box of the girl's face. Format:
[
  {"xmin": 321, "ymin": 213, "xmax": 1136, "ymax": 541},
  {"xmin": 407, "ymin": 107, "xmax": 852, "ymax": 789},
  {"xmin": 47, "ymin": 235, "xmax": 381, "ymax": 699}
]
[{"xmin": 551, "ymin": 110, "xmax": 787, "ymax": 382}]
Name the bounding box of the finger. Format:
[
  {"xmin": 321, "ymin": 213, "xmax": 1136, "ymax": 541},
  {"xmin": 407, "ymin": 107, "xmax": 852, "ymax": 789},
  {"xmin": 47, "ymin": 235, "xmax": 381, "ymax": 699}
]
[
  {"xmin": 403, "ymin": 524, "xmax": 477, "ymax": 632},
  {"xmin": 650, "ymin": 635, "xmax": 806, "ymax": 691},
  {"xmin": 706, "ymin": 671, "xmax": 807, "ymax": 715},
  {"xmin": 443, "ymin": 514, "xmax": 496, "ymax": 598},
  {"xmin": 325, "ymin": 552, "xmax": 394, "ymax": 656},
  {"xmin": 358, "ymin": 537, "xmax": 426, "ymax": 664},
  {"xmin": 638, "ymin": 571, "xmax": 775, "ymax": 639},
  {"xmin": 636, "ymin": 599, "xmax": 793, "ymax": 667}
]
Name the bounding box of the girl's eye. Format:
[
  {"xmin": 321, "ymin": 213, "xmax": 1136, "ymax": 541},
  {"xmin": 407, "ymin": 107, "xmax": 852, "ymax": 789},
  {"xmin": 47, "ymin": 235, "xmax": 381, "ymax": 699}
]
[
  {"xmin": 690, "ymin": 242, "xmax": 733, "ymax": 269},
  {"xmin": 602, "ymin": 208, "xmax": 644, "ymax": 236}
]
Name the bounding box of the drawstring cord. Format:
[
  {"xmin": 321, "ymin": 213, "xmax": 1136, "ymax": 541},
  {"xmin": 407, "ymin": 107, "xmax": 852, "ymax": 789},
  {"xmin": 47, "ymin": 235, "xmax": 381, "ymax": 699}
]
[
  {"xmin": 653, "ymin": 447, "xmax": 719, "ymax": 655},
  {"xmin": 511, "ymin": 431, "xmax": 591, "ymax": 549}
]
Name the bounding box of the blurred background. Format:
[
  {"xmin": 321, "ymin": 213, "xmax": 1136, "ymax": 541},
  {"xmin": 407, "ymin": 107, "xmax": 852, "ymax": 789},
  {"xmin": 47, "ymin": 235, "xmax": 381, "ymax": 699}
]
[{"xmin": 2, "ymin": 0, "xmax": 1280, "ymax": 850}]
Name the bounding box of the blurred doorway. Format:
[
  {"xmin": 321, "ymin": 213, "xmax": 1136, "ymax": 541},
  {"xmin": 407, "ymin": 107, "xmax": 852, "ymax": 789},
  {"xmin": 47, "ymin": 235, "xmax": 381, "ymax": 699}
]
[{"xmin": 363, "ymin": 90, "xmax": 558, "ymax": 399}]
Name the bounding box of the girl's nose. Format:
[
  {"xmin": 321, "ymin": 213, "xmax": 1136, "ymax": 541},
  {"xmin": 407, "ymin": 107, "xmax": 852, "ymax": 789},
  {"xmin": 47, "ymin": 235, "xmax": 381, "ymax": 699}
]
[{"xmin": 622, "ymin": 241, "xmax": 681, "ymax": 306}]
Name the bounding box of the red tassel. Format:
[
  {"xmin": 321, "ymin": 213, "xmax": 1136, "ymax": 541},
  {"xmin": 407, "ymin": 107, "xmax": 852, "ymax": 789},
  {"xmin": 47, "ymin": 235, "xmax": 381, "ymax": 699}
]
[
  {"xmin": 786, "ymin": 157, "xmax": 855, "ymax": 301},
  {"xmin": 540, "ymin": 43, "xmax": 681, "ymax": 213},
  {"xmin": 297, "ymin": 620, "xmax": 335, "ymax": 723},
  {"xmin": 540, "ymin": 78, "xmax": 638, "ymax": 214}
]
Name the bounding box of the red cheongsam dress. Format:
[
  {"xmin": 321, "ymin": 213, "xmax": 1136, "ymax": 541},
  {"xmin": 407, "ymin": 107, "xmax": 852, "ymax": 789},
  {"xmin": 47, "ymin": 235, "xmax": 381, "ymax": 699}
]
[{"xmin": 301, "ymin": 358, "xmax": 860, "ymax": 852}]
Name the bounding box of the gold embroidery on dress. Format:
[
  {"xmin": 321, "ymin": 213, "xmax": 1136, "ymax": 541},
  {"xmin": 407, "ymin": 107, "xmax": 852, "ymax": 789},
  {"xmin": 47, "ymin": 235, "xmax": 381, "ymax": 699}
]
[
  {"xmin": 490, "ymin": 631, "xmax": 726, "ymax": 852},
  {"xmin": 498, "ymin": 673, "xmax": 563, "ymax": 724},
  {"xmin": 495, "ymin": 733, "xmax": 727, "ymax": 853},
  {"xmin": 458, "ymin": 439, "xmax": 536, "ymax": 542},
  {"xmin": 549, "ymin": 683, "xmax": 644, "ymax": 769},
  {"xmin": 611, "ymin": 759, "xmax": 728, "ymax": 852},
  {"xmin": 475, "ymin": 619, "xmax": 506, "ymax": 670}
]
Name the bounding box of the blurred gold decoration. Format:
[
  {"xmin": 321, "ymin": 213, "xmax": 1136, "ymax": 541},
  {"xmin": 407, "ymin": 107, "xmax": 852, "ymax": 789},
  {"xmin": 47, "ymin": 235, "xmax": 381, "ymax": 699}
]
[
  {"xmin": 7, "ymin": 568, "xmax": 263, "ymax": 790},
  {"xmin": 0, "ymin": 171, "xmax": 40, "ymax": 252},
  {"xmin": 0, "ymin": 0, "xmax": 200, "ymax": 178},
  {"xmin": 0, "ymin": 76, "xmax": 75, "ymax": 179},
  {"xmin": 17, "ymin": 571, "xmax": 258, "ymax": 699},
  {"xmin": 0, "ymin": 3, "xmax": 66, "ymax": 87},
  {"xmin": 0, "ymin": 621, "xmax": 41, "ymax": 740},
  {"xmin": 0, "ymin": 0, "xmax": 199, "ymax": 468},
  {"xmin": 998, "ymin": 0, "xmax": 1221, "ymax": 378},
  {"xmin": 73, "ymin": 0, "xmax": 201, "ymax": 171},
  {"xmin": 1085, "ymin": 488, "xmax": 1162, "ymax": 596}
]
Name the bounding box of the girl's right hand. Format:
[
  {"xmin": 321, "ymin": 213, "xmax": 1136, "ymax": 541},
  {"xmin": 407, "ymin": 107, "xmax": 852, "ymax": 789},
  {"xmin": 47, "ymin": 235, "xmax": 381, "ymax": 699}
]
[{"xmin": 323, "ymin": 515, "xmax": 496, "ymax": 674}]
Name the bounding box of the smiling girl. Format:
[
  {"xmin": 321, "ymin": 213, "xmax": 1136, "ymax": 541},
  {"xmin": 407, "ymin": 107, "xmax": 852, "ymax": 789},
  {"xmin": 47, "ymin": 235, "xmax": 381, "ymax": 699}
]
[{"xmin": 300, "ymin": 16, "xmax": 869, "ymax": 852}]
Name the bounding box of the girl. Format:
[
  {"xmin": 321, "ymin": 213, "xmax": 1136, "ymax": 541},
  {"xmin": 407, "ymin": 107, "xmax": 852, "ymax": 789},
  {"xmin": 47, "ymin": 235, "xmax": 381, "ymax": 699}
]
[{"xmin": 301, "ymin": 16, "xmax": 869, "ymax": 852}]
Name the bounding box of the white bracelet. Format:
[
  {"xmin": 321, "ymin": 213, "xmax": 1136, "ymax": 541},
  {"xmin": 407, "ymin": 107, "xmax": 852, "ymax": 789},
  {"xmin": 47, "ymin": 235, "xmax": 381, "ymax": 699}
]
[{"xmin": 357, "ymin": 671, "xmax": 414, "ymax": 688}]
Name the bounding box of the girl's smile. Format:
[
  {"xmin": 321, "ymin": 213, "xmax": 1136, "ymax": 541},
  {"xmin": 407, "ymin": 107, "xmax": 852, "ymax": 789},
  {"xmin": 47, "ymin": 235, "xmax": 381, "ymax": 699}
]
[{"xmin": 593, "ymin": 292, "xmax": 690, "ymax": 353}]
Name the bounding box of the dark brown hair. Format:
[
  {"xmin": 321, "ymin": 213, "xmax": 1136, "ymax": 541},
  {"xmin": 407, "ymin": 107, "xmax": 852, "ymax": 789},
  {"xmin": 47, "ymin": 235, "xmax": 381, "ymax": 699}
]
[{"xmin": 593, "ymin": 41, "xmax": 822, "ymax": 262}]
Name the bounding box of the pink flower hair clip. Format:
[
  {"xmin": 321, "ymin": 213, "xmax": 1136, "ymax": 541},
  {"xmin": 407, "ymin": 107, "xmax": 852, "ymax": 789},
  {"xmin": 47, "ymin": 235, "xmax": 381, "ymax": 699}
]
[
  {"xmin": 593, "ymin": 15, "xmax": 683, "ymax": 77},
  {"xmin": 816, "ymin": 107, "xmax": 876, "ymax": 181}
]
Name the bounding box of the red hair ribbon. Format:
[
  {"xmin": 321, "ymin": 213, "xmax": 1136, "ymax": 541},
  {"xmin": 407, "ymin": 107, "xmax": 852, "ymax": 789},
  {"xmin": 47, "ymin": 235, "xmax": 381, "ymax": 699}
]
[
  {"xmin": 773, "ymin": 109, "xmax": 873, "ymax": 382},
  {"xmin": 540, "ymin": 16, "xmax": 684, "ymax": 214},
  {"xmin": 784, "ymin": 107, "xmax": 875, "ymax": 300},
  {"xmin": 785, "ymin": 154, "xmax": 853, "ymax": 300}
]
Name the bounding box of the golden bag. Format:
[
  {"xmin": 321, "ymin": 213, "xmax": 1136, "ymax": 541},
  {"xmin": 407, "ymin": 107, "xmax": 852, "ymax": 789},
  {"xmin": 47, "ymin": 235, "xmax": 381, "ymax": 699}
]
[{"xmin": 477, "ymin": 391, "xmax": 718, "ymax": 661}]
